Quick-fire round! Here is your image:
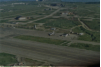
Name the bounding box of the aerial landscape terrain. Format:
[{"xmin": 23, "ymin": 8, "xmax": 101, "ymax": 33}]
[{"xmin": 0, "ymin": 0, "xmax": 100, "ymax": 66}]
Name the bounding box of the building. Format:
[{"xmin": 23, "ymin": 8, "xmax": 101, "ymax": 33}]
[
  {"xmin": 15, "ymin": 16, "xmax": 22, "ymax": 20},
  {"xmin": 34, "ymin": 25, "xmax": 37, "ymax": 29},
  {"xmin": 18, "ymin": 17, "xmax": 26, "ymax": 20},
  {"xmin": 12, "ymin": 3, "xmax": 25, "ymax": 5},
  {"xmin": 51, "ymin": 28, "xmax": 56, "ymax": 30},
  {"xmin": 15, "ymin": 16, "xmax": 26, "ymax": 20},
  {"xmin": 48, "ymin": 31, "xmax": 55, "ymax": 36},
  {"xmin": 61, "ymin": 12, "xmax": 68, "ymax": 15},
  {"xmin": 60, "ymin": 34, "xmax": 69, "ymax": 37},
  {"xmin": 79, "ymin": 33, "xmax": 84, "ymax": 35},
  {"xmin": 36, "ymin": 0, "xmax": 44, "ymax": 1}
]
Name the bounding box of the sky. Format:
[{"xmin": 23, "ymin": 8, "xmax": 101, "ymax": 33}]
[{"xmin": 0, "ymin": 0, "xmax": 100, "ymax": 2}]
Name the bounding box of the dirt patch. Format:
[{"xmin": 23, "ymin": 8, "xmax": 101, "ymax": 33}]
[{"xmin": 16, "ymin": 56, "xmax": 45, "ymax": 66}]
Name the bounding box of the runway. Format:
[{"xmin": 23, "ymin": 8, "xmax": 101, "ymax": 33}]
[{"xmin": 0, "ymin": 38, "xmax": 100, "ymax": 66}]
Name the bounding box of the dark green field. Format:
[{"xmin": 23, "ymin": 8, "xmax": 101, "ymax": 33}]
[
  {"xmin": 68, "ymin": 3, "xmax": 100, "ymax": 17},
  {"xmin": 35, "ymin": 17, "xmax": 81, "ymax": 29},
  {"xmin": 0, "ymin": 2, "xmax": 56, "ymax": 18},
  {"xmin": 0, "ymin": 53, "xmax": 18, "ymax": 65},
  {"xmin": 81, "ymin": 19, "xmax": 100, "ymax": 31}
]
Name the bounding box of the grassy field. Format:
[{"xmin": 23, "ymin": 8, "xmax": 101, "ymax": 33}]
[
  {"xmin": 67, "ymin": 3, "xmax": 100, "ymax": 18},
  {"xmin": 0, "ymin": 2, "xmax": 55, "ymax": 18},
  {"xmin": 35, "ymin": 17, "xmax": 81, "ymax": 29},
  {"xmin": 73, "ymin": 26, "xmax": 100, "ymax": 42},
  {"xmin": 0, "ymin": 20, "xmax": 9, "ymax": 23},
  {"xmin": 0, "ymin": 53, "xmax": 18, "ymax": 65},
  {"xmin": 44, "ymin": 18, "xmax": 80, "ymax": 29},
  {"xmin": 69, "ymin": 43, "xmax": 100, "ymax": 52},
  {"xmin": 54, "ymin": 3, "xmax": 99, "ymax": 18},
  {"xmin": 14, "ymin": 35, "xmax": 70, "ymax": 46},
  {"xmin": 15, "ymin": 17, "xmax": 81, "ymax": 30},
  {"xmin": 80, "ymin": 19, "xmax": 100, "ymax": 31}
]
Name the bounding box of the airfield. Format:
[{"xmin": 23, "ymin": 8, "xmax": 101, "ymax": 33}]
[
  {"xmin": 0, "ymin": 27, "xmax": 100, "ymax": 65},
  {"xmin": 0, "ymin": 1, "xmax": 100, "ymax": 66}
]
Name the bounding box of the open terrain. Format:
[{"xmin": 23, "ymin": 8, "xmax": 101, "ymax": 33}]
[{"xmin": 0, "ymin": 1, "xmax": 100, "ymax": 66}]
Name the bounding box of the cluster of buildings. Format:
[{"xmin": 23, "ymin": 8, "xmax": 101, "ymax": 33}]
[
  {"xmin": 12, "ymin": 3, "xmax": 26, "ymax": 5},
  {"xmin": 60, "ymin": 33, "xmax": 69, "ymax": 37},
  {"xmin": 61, "ymin": 12, "xmax": 73, "ymax": 15},
  {"xmin": 36, "ymin": 0, "xmax": 45, "ymax": 1},
  {"xmin": 44, "ymin": 8, "xmax": 52, "ymax": 11},
  {"xmin": 70, "ymin": 32, "xmax": 84, "ymax": 35},
  {"xmin": 48, "ymin": 27, "xmax": 84, "ymax": 37},
  {"xmin": 60, "ymin": 32, "xmax": 84, "ymax": 37},
  {"xmin": 50, "ymin": 3, "xmax": 65, "ymax": 7}
]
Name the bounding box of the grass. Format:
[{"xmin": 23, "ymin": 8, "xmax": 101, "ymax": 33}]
[
  {"xmin": 0, "ymin": 2, "xmax": 56, "ymax": 18},
  {"xmin": 0, "ymin": 4, "xmax": 49, "ymax": 18},
  {"xmin": 81, "ymin": 19, "xmax": 100, "ymax": 31},
  {"xmin": 73, "ymin": 26, "xmax": 100, "ymax": 42},
  {"xmin": 37, "ymin": 17, "xmax": 81, "ymax": 29},
  {"xmin": 69, "ymin": 43, "xmax": 100, "ymax": 52},
  {"xmin": 14, "ymin": 35, "xmax": 70, "ymax": 45},
  {"xmin": 15, "ymin": 17, "xmax": 81, "ymax": 30},
  {"xmin": 72, "ymin": 27, "xmax": 83, "ymax": 33},
  {"xmin": 44, "ymin": 18, "xmax": 80, "ymax": 29},
  {"xmin": 15, "ymin": 23, "xmax": 37, "ymax": 29},
  {"xmin": 0, "ymin": 53, "xmax": 18, "ymax": 65},
  {"xmin": 0, "ymin": 20, "xmax": 9, "ymax": 23},
  {"xmin": 35, "ymin": 18, "xmax": 51, "ymax": 23},
  {"xmin": 67, "ymin": 3, "xmax": 100, "ymax": 18}
]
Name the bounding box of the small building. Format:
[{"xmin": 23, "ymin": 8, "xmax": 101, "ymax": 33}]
[
  {"xmin": 34, "ymin": 25, "xmax": 37, "ymax": 29},
  {"xmin": 60, "ymin": 33, "xmax": 69, "ymax": 37},
  {"xmin": 64, "ymin": 34, "xmax": 69, "ymax": 37},
  {"xmin": 15, "ymin": 16, "xmax": 22, "ymax": 20},
  {"xmin": 36, "ymin": 0, "xmax": 44, "ymax": 1},
  {"xmin": 70, "ymin": 32, "xmax": 74, "ymax": 34},
  {"xmin": 61, "ymin": 12, "xmax": 68, "ymax": 15},
  {"xmin": 19, "ymin": 17, "xmax": 26, "ymax": 20},
  {"xmin": 15, "ymin": 16, "xmax": 27, "ymax": 20},
  {"xmin": 79, "ymin": 33, "xmax": 84, "ymax": 35},
  {"xmin": 50, "ymin": 4, "xmax": 57, "ymax": 6},
  {"xmin": 48, "ymin": 31, "xmax": 55, "ymax": 36},
  {"xmin": 51, "ymin": 28, "xmax": 56, "ymax": 30}
]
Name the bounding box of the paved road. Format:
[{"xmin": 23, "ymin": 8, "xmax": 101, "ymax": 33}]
[
  {"xmin": 27, "ymin": 8, "xmax": 61, "ymax": 24},
  {"xmin": 0, "ymin": 38, "xmax": 100, "ymax": 66}
]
